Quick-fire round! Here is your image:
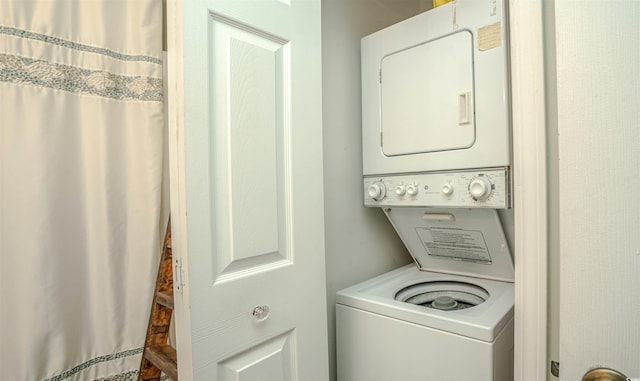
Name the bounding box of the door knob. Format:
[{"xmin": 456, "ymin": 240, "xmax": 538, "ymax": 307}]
[
  {"xmin": 252, "ymin": 305, "xmax": 270, "ymax": 321},
  {"xmin": 582, "ymin": 368, "xmax": 628, "ymax": 381}
]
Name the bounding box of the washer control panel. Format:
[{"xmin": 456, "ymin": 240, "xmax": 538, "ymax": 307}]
[{"xmin": 363, "ymin": 168, "xmax": 510, "ymax": 208}]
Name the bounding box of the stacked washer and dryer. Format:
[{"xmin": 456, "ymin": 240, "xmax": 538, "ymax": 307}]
[{"xmin": 336, "ymin": 1, "xmax": 514, "ymax": 380}]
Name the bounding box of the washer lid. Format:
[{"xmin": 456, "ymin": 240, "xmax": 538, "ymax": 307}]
[{"xmin": 384, "ymin": 208, "xmax": 513, "ymax": 282}]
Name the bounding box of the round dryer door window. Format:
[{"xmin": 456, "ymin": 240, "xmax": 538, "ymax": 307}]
[{"xmin": 395, "ymin": 281, "xmax": 489, "ymax": 311}]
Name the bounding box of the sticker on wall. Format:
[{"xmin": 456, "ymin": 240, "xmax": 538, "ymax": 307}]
[{"xmin": 478, "ymin": 22, "xmax": 502, "ymax": 51}]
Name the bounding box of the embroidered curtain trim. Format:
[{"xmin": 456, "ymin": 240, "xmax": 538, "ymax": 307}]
[
  {"xmin": 0, "ymin": 53, "xmax": 163, "ymax": 102},
  {"xmin": 0, "ymin": 25, "xmax": 162, "ymax": 64},
  {"xmin": 43, "ymin": 348, "xmax": 142, "ymax": 381}
]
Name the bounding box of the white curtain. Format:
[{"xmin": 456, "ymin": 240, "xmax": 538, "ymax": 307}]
[{"xmin": 0, "ymin": 1, "xmax": 167, "ymax": 380}]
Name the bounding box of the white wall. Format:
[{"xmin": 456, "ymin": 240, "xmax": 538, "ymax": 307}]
[
  {"xmin": 551, "ymin": 1, "xmax": 640, "ymax": 379},
  {"xmin": 321, "ymin": 1, "xmax": 423, "ymax": 380}
]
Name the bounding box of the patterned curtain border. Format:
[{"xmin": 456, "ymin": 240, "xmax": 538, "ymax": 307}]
[
  {"xmin": 43, "ymin": 348, "xmax": 143, "ymax": 381},
  {"xmin": 0, "ymin": 53, "xmax": 163, "ymax": 102},
  {"xmin": 0, "ymin": 25, "xmax": 162, "ymax": 65},
  {"xmin": 94, "ymin": 370, "xmax": 171, "ymax": 381}
]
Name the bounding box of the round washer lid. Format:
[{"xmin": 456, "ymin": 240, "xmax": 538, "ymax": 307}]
[{"xmin": 383, "ymin": 208, "xmax": 514, "ymax": 282}]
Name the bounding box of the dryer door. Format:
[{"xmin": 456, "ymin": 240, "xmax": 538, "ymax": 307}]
[{"xmin": 380, "ymin": 30, "xmax": 475, "ymax": 157}]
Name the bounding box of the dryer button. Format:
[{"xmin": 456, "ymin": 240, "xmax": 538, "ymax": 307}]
[{"xmin": 442, "ymin": 183, "xmax": 454, "ymax": 196}]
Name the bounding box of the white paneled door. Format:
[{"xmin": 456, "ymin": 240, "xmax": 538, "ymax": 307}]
[{"xmin": 167, "ymin": 1, "xmax": 329, "ymax": 380}]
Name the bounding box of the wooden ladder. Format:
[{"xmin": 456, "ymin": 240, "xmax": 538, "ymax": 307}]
[{"xmin": 138, "ymin": 219, "xmax": 178, "ymax": 380}]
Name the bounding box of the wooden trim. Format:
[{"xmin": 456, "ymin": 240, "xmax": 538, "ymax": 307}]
[
  {"xmin": 166, "ymin": 1, "xmax": 194, "ymax": 380},
  {"xmin": 509, "ymin": 0, "xmax": 549, "ymax": 379}
]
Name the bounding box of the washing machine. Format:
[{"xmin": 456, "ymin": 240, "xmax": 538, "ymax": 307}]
[
  {"xmin": 336, "ymin": 208, "xmax": 514, "ymax": 381},
  {"xmin": 342, "ymin": 0, "xmax": 514, "ymax": 379}
]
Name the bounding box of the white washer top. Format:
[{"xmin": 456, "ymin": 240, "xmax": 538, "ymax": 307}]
[
  {"xmin": 336, "ymin": 264, "xmax": 514, "ymax": 342},
  {"xmin": 384, "ymin": 208, "xmax": 514, "ymax": 282}
]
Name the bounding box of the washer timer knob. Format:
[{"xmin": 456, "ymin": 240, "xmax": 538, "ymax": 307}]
[
  {"xmin": 469, "ymin": 177, "xmax": 492, "ymax": 201},
  {"xmin": 367, "ymin": 182, "xmax": 386, "ymax": 200}
]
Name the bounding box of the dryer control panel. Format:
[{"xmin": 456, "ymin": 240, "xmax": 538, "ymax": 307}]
[{"xmin": 364, "ymin": 168, "xmax": 510, "ymax": 209}]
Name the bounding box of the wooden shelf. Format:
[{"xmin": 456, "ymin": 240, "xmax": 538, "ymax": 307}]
[
  {"xmin": 144, "ymin": 345, "xmax": 178, "ymax": 381},
  {"xmin": 139, "ymin": 220, "xmax": 177, "ymax": 381},
  {"xmin": 156, "ymin": 291, "xmax": 174, "ymax": 309}
]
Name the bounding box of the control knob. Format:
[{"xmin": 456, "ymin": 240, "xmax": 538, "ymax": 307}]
[
  {"xmin": 469, "ymin": 177, "xmax": 493, "ymax": 201},
  {"xmin": 406, "ymin": 184, "xmax": 419, "ymax": 196},
  {"xmin": 441, "ymin": 183, "xmax": 454, "ymax": 196},
  {"xmin": 395, "ymin": 185, "xmax": 406, "ymax": 196},
  {"xmin": 367, "ymin": 182, "xmax": 386, "ymax": 201}
]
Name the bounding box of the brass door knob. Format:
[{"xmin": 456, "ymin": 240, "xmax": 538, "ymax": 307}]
[{"xmin": 582, "ymin": 368, "xmax": 628, "ymax": 381}]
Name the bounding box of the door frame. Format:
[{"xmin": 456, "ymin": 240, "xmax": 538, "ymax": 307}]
[
  {"xmin": 166, "ymin": 1, "xmax": 195, "ymax": 380},
  {"xmin": 166, "ymin": 0, "xmax": 551, "ymax": 379},
  {"xmin": 509, "ymin": 0, "xmax": 549, "ymax": 379}
]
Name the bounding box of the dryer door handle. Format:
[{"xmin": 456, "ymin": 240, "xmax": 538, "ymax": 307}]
[{"xmin": 458, "ymin": 91, "xmax": 472, "ymax": 125}]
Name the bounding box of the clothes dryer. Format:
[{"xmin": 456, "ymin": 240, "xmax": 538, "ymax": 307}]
[{"xmin": 361, "ymin": 0, "xmax": 510, "ymax": 177}]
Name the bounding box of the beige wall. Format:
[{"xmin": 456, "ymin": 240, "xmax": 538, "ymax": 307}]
[{"xmin": 321, "ymin": 1, "xmax": 423, "ymax": 380}]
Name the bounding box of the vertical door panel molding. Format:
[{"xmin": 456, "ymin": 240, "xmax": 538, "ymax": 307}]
[{"xmin": 208, "ymin": 12, "xmax": 293, "ymax": 283}]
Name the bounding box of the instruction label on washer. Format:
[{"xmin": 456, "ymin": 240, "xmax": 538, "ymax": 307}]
[{"xmin": 416, "ymin": 227, "xmax": 492, "ymax": 263}]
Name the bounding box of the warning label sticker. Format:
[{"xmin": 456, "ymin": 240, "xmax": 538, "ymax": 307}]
[
  {"xmin": 416, "ymin": 227, "xmax": 492, "ymax": 263},
  {"xmin": 478, "ymin": 22, "xmax": 502, "ymax": 51}
]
